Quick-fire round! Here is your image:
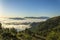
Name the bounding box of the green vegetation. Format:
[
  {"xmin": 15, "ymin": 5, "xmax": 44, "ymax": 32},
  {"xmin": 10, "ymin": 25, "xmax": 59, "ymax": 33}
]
[{"xmin": 0, "ymin": 16, "xmax": 60, "ymax": 40}]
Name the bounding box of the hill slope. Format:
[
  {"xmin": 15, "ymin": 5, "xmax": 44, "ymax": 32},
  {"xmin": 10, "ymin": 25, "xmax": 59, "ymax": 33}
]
[
  {"xmin": 30, "ymin": 16, "xmax": 60, "ymax": 40},
  {"xmin": 0, "ymin": 16, "xmax": 60, "ymax": 40}
]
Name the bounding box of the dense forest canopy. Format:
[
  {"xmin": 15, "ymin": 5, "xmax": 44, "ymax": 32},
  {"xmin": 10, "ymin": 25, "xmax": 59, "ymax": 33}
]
[{"xmin": 0, "ymin": 16, "xmax": 60, "ymax": 40}]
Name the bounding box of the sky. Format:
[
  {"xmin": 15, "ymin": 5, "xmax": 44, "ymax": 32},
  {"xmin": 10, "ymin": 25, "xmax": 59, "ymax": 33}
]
[{"xmin": 0, "ymin": 0, "xmax": 60, "ymax": 17}]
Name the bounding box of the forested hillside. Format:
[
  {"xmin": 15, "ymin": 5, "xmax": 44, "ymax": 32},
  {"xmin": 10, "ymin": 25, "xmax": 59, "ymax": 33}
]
[{"xmin": 0, "ymin": 16, "xmax": 60, "ymax": 40}]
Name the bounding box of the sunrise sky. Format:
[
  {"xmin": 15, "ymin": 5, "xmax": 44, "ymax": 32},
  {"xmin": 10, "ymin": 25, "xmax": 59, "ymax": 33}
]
[{"xmin": 0, "ymin": 0, "xmax": 60, "ymax": 17}]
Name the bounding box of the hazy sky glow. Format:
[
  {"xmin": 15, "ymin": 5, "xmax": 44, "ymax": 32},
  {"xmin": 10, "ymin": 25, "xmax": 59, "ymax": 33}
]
[{"xmin": 0, "ymin": 0, "xmax": 60, "ymax": 17}]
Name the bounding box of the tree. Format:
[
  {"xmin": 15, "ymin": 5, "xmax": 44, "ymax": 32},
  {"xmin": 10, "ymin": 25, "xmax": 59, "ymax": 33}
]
[{"xmin": 46, "ymin": 31, "xmax": 60, "ymax": 40}]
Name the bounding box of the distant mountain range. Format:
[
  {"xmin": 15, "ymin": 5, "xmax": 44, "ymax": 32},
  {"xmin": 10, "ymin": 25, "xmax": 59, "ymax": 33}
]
[
  {"xmin": 9, "ymin": 17, "xmax": 49, "ymax": 20},
  {"xmin": 9, "ymin": 17, "xmax": 25, "ymax": 20},
  {"xmin": 25, "ymin": 17, "xmax": 49, "ymax": 19}
]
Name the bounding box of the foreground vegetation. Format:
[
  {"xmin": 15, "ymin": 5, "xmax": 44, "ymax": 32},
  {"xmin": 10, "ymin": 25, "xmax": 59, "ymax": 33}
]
[{"xmin": 0, "ymin": 16, "xmax": 60, "ymax": 40}]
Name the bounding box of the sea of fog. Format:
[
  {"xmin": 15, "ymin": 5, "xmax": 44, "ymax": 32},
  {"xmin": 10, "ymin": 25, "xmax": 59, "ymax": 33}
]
[{"xmin": 0, "ymin": 18, "xmax": 46, "ymax": 31}]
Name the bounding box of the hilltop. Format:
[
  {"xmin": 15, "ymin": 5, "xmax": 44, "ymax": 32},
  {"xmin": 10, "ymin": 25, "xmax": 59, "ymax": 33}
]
[{"xmin": 30, "ymin": 16, "xmax": 60, "ymax": 40}]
